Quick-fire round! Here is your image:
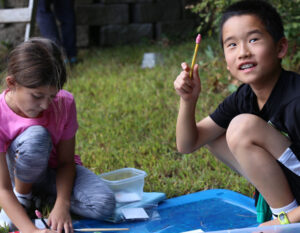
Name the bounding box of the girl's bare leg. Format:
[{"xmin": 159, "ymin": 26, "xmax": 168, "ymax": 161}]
[{"xmin": 14, "ymin": 179, "xmax": 33, "ymax": 195}]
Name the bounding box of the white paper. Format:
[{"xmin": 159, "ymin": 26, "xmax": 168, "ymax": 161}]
[
  {"xmin": 181, "ymin": 229, "xmax": 204, "ymax": 233},
  {"xmin": 34, "ymin": 218, "xmax": 48, "ymax": 229},
  {"xmin": 121, "ymin": 208, "xmax": 149, "ymax": 220},
  {"xmin": 115, "ymin": 192, "xmax": 141, "ymax": 203}
]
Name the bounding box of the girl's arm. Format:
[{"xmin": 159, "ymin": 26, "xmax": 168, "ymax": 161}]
[
  {"xmin": 0, "ymin": 152, "xmax": 36, "ymax": 232},
  {"xmin": 48, "ymin": 136, "xmax": 76, "ymax": 233},
  {"xmin": 0, "ymin": 153, "xmax": 56, "ymax": 233}
]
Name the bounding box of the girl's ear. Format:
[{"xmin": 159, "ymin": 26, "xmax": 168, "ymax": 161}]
[
  {"xmin": 277, "ymin": 37, "xmax": 288, "ymax": 59},
  {"xmin": 6, "ymin": 76, "xmax": 17, "ymax": 90}
]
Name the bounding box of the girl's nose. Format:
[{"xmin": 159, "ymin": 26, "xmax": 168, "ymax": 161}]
[{"xmin": 40, "ymin": 98, "xmax": 51, "ymax": 110}]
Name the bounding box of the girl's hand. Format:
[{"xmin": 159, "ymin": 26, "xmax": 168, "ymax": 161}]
[
  {"xmin": 48, "ymin": 204, "xmax": 73, "ymax": 233},
  {"xmin": 32, "ymin": 229, "xmax": 59, "ymax": 233},
  {"xmin": 174, "ymin": 62, "xmax": 201, "ymax": 101}
]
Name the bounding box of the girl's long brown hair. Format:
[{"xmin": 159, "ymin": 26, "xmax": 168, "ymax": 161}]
[
  {"xmin": 7, "ymin": 38, "xmax": 68, "ymax": 125},
  {"xmin": 7, "ymin": 37, "xmax": 66, "ymax": 90}
]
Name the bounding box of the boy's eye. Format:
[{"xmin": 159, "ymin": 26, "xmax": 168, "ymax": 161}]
[
  {"xmin": 227, "ymin": 42, "xmax": 236, "ymax": 48},
  {"xmin": 249, "ymin": 38, "xmax": 258, "ymax": 43}
]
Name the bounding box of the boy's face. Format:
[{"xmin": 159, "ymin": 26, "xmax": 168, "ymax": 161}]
[{"xmin": 222, "ymin": 14, "xmax": 286, "ymax": 85}]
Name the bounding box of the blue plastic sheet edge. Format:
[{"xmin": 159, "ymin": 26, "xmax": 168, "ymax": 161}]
[
  {"xmin": 157, "ymin": 189, "xmax": 256, "ymax": 214},
  {"xmin": 73, "ymin": 189, "xmax": 300, "ymax": 232},
  {"xmin": 201, "ymin": 222, "xmax": 300, "ymax": 233},
  {"xmin": 73, "ymin": 189, "xmax": 257, "ymax": 232}
]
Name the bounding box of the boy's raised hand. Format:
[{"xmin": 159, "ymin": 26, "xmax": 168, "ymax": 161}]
[{"xmin": 174, "ymin": 62, "xmax": 201, "ymax": 101}]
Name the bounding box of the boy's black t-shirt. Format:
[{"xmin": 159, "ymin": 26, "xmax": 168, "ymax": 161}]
[{"xmin": 210, "ymin": 69, "xmax": 300, "ymax": 201}]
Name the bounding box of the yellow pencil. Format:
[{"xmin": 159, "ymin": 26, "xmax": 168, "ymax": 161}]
[
  {"xmin": 189, "ymin": 34, "xmax": 202, "ymax": 79},
  {"xmin": 74, "ymin": 227, "xmax": 129, "ymax": 232}
]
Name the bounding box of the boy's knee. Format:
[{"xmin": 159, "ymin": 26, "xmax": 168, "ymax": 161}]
[{"xmin": 226, "ymin": 114, "xmax": 262, "ymax": 150}]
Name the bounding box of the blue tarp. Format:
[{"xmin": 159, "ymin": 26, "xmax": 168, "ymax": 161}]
[
  {"xmin": 73, "ymin": 189, "xmax": 258, "ymax": 232},
  {"xmin": 73, "ymin": 189, "xmax": 300, "ymax": 232}
]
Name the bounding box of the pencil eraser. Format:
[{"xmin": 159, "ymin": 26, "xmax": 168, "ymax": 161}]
[
  {"xmin": 196, "ymin": 34, "xmax": 202, "ymax": 44},
  {"xmin": 35, "ymin": 210, "xmax": 42, "ymax": 218}
]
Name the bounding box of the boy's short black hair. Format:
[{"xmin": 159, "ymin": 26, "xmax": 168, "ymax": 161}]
[{"xmin": 219, "ymin": 0, "xmax": 284, "ymax": 47}]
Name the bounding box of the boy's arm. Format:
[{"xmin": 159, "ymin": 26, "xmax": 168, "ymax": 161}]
[
  {"xmin": 175, "ymin": 63, "xmax": 226, "ymax": 153},
  {"xmin": 0, "ymin": 153, "xmax": 39, "ymax": 233},
  {"xmin": 259, "ymin": 206, "xmax": 300, "ymax": 226},
  {"xmin": 177, "ymin": 112, "xmax": 225, "ymax": 153},
  {"xmin": 48, "ymin": 136, "xmax": 76, "ymax": 232}
]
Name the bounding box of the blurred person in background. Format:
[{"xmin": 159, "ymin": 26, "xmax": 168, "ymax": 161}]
[{"xmin": 36, "ymin": 0, "xmax": 78, "ymax": 65}]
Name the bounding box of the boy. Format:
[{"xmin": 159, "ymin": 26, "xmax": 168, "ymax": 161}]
[{"xmin": 174, "ymin": 0, "xmax": 300, "ymax": 226}]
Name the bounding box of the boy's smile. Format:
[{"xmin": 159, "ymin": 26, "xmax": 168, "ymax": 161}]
[{"xmin": 222, "ymin": 14, "xmax": 286, "ymax": 87}]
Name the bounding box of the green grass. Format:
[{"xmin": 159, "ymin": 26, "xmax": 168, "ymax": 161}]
[{"xmin": 67, "ymin": 38, "xmax": 257, "ymax": 199}]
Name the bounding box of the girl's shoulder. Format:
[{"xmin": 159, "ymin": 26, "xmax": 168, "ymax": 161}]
[
  {"xmin": 56, "ymin": 89, "xmax": 75, "ymax": 99},
  {"xmin": 55, "ymin": 90, "xmax": 75, "ymax": 104},
  {"xmin": 50, "ymin": 90, "xmax": 76, "ymax": 114}
]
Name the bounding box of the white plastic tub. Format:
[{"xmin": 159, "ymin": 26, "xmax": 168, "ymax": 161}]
[{"xmin": 99, "ymin": 168, "xmax": 147, "ymax": 203}]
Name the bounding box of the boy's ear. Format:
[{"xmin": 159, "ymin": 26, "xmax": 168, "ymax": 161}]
[
  {"xmin": 277, "ymin": 37, "xmax": 288, "ymax": 59},
  {"xmin": 6, "ymin": 76, "xmax": 17, "ymax": 90}
]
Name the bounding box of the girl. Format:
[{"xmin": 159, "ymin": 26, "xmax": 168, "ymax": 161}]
[{"xmin": 0, "ymin": 38, "xmax": 115, "ymax": 233}]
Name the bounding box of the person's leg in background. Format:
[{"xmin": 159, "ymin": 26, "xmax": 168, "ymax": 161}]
[
  {"xmin": 53, "ymin": 0, "xmax": 77, "ymax": 63},
  {"xmin": 36, "ymin": 0, "xmax": 61, "ymax": 47}
]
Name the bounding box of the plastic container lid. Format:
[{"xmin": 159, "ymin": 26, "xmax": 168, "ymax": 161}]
[
  {"xmin": 100, "ymin": 168, "xmax": 147, "ymax": 203},
  {"xmin": 99, "ymin": 168, "xmax": 147, "ymax": 185}
]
